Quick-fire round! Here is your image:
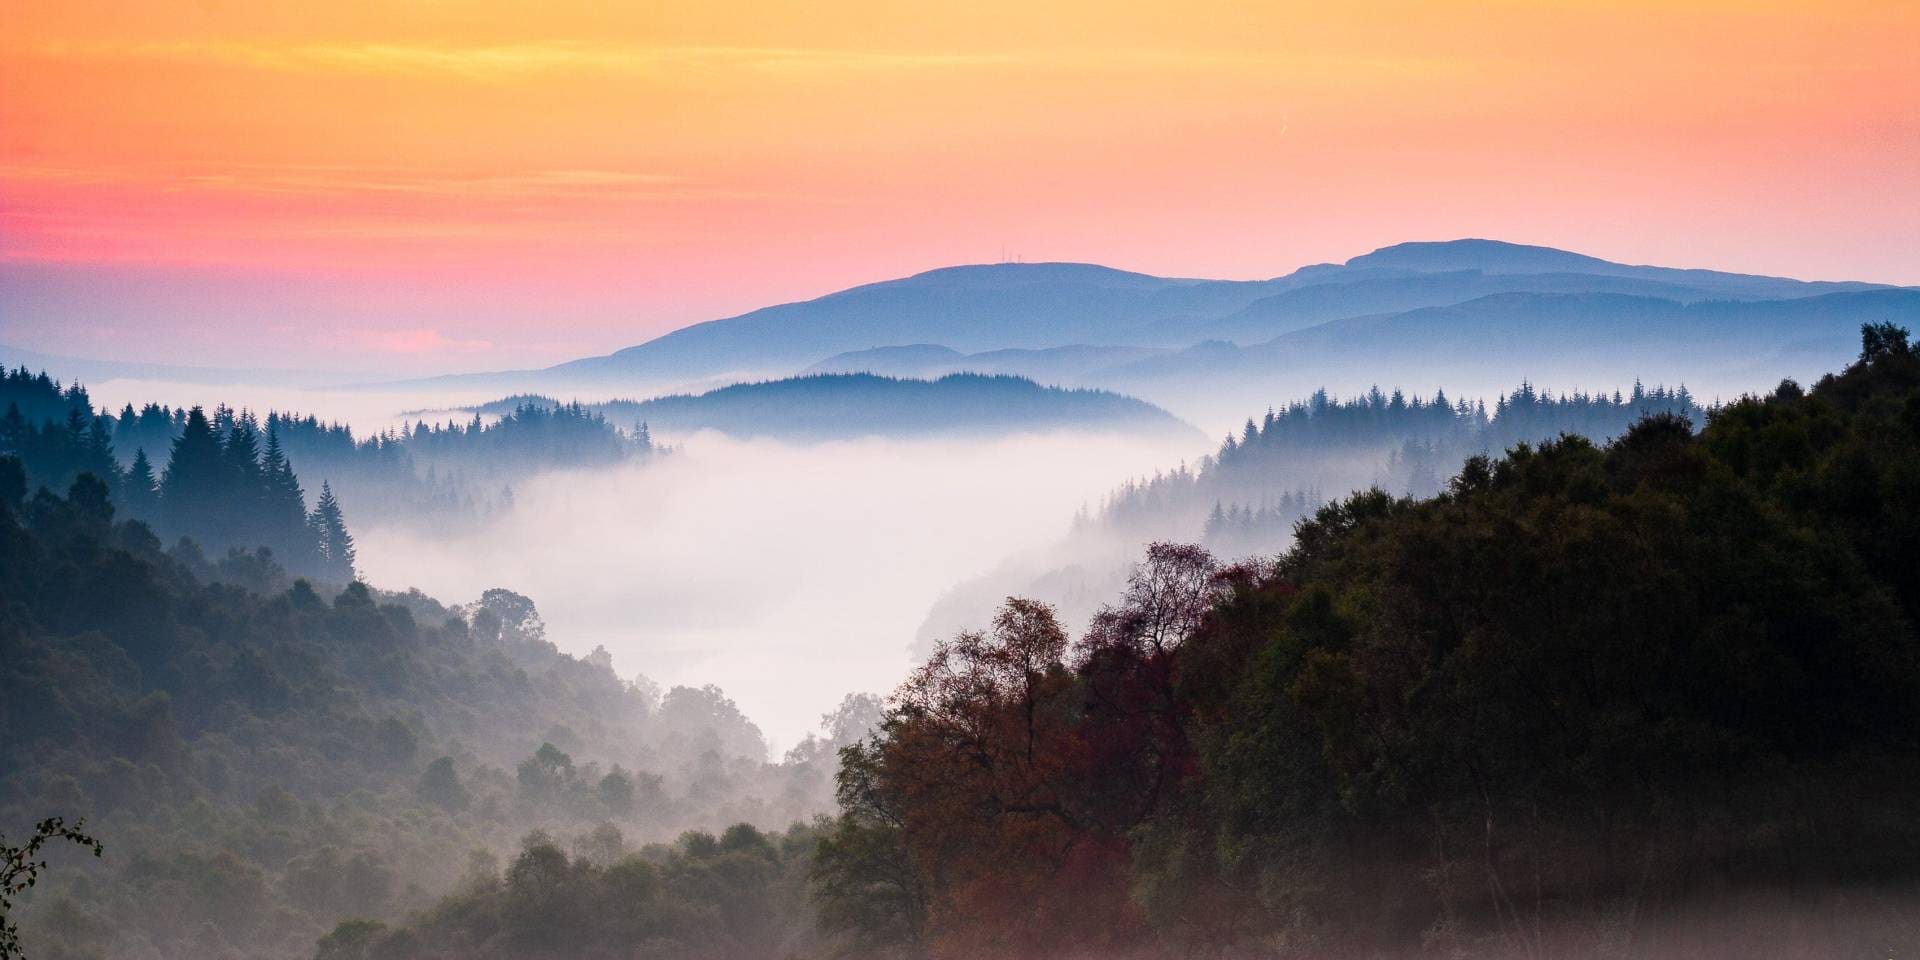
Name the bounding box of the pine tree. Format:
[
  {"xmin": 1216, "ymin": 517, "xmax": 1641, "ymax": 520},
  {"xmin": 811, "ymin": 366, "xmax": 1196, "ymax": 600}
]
[
  {"xmin": 1, "ymin": 403, "xmax": 23, "ymax": 446},
  {"xmin": 224, "ymin": 412, "xmax": 264, "ymax": 516},
  {"xmin": 83, "ymin": 415, "xmax": 118, "ymax": 484},
  {"xmin": 123, "ymin": 448, "xmax": 160, "ymax": 519},
  {"xmin": 260, "ymin": 426, "xmax": 314, "ymax": 569},
  {"xmin": 309, "ymin": 481, "xmax": 356, "ymax": 582},
  {"xmin": 162, "ymin": 406, "xmax": 224, "ymax": 538}
]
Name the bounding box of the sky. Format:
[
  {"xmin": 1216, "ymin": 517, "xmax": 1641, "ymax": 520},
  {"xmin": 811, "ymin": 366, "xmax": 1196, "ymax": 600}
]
[{"xmin": 3, "ymin": 0, "xmax": 1917, "ymax": 374}]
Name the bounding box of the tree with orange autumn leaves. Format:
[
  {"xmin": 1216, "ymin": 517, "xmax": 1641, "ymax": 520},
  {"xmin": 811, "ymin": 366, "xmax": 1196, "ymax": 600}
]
[
  {"xmin": 817, "ymin": 547, "xmax": 1240, "ymax": 959},
  {"xmin": 814, "ymin": 326, "xmax": 1920, "ymax": 960}
]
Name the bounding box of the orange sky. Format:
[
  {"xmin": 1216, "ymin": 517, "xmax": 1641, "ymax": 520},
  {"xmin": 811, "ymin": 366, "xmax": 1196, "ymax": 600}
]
[{"xmin": 3, "ymin": 0, "xmax": 1916, "ymax": 373}]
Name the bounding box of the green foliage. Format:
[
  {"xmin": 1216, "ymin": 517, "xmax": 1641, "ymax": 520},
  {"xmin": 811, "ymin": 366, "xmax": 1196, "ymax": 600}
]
[
  {"xmin": 2, "ymin": 361, "xmax": 655, "ymax": 553},
  {"xmin": 335, "ymin": 823, "xmax": 822, "ymax": 959},
  {"xmin": 417, "ymin": 758, "xmax": 468, "ymax": 813},
  {"xmin": 0, "ymin": 472, "xmax": 842, "ymax": 959},
  {"xmin": 1, "ymin": 818, "xmax": 102, "ymax": 960},
  {"xmin": 827, "ymin": 325, "xmax": 1920, "ymax": 957},
  {"xmin": 810, "ymin": 743, "xmax": 924, "ymax": 957},
  {"xmin": 1101, "ymin": 377, "xmax": 1703, "ymax": 555}
]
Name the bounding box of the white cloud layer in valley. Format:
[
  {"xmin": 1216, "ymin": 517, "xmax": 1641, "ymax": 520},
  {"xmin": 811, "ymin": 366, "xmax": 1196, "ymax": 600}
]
[{"xmin": 354, "ymin": 429, "xmax": 1200, "ymax": 750}]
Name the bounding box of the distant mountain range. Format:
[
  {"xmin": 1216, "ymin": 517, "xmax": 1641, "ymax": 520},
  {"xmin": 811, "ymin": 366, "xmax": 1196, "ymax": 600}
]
[
  {"xmin": 803, "ymin": 344, "xmax": 1169, "ymax": 382},
  {"xmin": 471, "ymin": 373, "xmax": 1199, "ymax": 442},
  {"xmin": 390, "ymin": 239, "xmax": 1915, "ymax": 430}
]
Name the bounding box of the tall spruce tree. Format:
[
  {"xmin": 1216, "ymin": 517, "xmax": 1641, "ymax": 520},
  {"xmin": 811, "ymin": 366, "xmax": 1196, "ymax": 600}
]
[
  {"xmin": 223, "ymin": 412, "xmax": 264, "ymax": 547},
  {"xmin": 308, "ymin": 481, "xmax": 356, "ymax": 582},
  {"xmin": 123, "ymin": 448, "xmax": 160, "ymax": 520},
  {"xmin": 161, "ymin": 406, "xmax": 224, "ymax": 538},
  {"xmin": 260, "ymin": 426, "xmax": 322, "ymax": 574}
]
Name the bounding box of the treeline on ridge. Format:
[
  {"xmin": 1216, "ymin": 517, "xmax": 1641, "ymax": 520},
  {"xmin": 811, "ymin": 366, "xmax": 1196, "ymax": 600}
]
[
  {"xmin": 1, "ymin": 365, "xmax": 654, "ymax": 551},
  {"xmin": 0, "ymin": 451, "xmax": 873, "ymax": 959},
  {"xmin": 1099, "ymin": 378, "xmax": 1702, "ymax": 556},
  {"xmin": 9, "ymin": 327, "xmax": 1918, "ymax": 960},
  {"xmin": 3, "ymin": 368, "xmax": 355, "ymax": 581},
  {"xmin": 805, "ymin": 323, "xmax": 1920, "ymax": 959}
]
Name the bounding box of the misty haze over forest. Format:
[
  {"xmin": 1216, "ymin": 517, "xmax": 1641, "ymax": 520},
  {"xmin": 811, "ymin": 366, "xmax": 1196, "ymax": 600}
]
[
  {"xmin": 6, "ymin": 233, "xmax": 1920, "ymax": 960},
  {"xmin": 8, "ymin": 0, "xmax": 1920, "ymax": 954}
]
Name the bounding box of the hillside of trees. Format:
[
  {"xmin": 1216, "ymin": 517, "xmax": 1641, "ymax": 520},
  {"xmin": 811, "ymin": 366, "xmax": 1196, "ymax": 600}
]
[
  {"xmin": 914, "ymin": 378, "xmax": 1703, "ymax": 660},
  {"xmin": 1, "ymin": 365, "xmax": 654, "ymax": 544},
  {"xmin": 474, "ymin": 374, "xmax": 1199, "ymax": 442},
  {"xmin": 3, "ymin": 368, "xmax": 356, "ymax": 581},
  {"xmin": 1100, "ymin": 379, "xmax": 1702, "ymax": 555},
  {"xmin": 809, "ymin": 324, "xmax": 1920, "ymax": 958},
  {"xmin": 269, "ymin": 401, "xmax": 652, "ymax": 531},
  {"xmin": 308, "ymin": 822, "xmax": 830, "ymax": 960},
  {"xmin": 0, "ymin": 459, "xmax": 876, "ymax": 959},
  {"xmin": 8, "ymin": 328, "xmax": 1916, "ymax": 960}
]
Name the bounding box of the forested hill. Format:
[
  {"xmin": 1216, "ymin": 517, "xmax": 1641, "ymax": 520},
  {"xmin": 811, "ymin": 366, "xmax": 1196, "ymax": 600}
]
[
  {"xmin": 803, "ymin": 323, "xmax": 1920, "ymax": 959},
  {"xmin": 1104, "ymin": 379, "xmax": 1702, "ymax": 555},
  {"xmin": 0, "ymin": 461, "xmax": 872, "ymax": 959},
  {"xmin": 474, "ymin": 373, "xmax": 1199, "ymax": 441},
  {"xmin": 390, "ymin": 239, "xmax": 1910, "ymax": 412},
  {"xmin": 2, "ymin": 367, "xmax": 357, "ymax": 580},
  {"xmin": 1, "ymin": 364, "xmax": 655, "ymax": 541}
]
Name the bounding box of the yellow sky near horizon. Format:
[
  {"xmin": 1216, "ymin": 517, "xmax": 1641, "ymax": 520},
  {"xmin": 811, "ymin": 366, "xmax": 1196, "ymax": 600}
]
[{"xmin": 2, "ymin": 0, "xmax": 1915, "ymax": 370}]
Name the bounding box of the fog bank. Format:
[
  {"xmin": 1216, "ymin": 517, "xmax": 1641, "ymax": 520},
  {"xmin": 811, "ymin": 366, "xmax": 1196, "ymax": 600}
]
[{"xmin": 356, "ymin": 429, "xmax": 1201, "ymax": 750}]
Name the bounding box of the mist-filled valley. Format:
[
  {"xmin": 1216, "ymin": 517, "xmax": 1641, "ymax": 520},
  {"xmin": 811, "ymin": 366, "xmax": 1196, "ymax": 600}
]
[
  {"xmin": 352, "ymin": 428, "xmax": 1200, "ymax": 746},
  {"xmin": 6, "ymin": 235, "xmax": 1920, "ymax": 960},
  {"xmin": 11, "ymin": 0, "xmax": 1920, "ymax": 951}
]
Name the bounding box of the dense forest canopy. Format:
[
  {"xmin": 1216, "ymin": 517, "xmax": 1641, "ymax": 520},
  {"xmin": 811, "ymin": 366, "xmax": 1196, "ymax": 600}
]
[
  {"xmin": 266, "ymin": 401, "xmax": 651, "ymax": 530},
  {"xmin": 810, "ymin": 324, "xmax": 1920, "ymax": 959},
  {"xmin": 917, "ymin": 378, "xmax": 1704, "ymax": 659},
  {"xmin": 1099, "ymin": 379, "xmax": 1702, "ymax": 555},
  {"xmin": 0, "ymin": 453, "xmax": 867, "ymax": 960},
  {"xmin": 5, "ymin": 326, "xmax": 1917, "ymax": 960},
  {"xmin": 0, "ymin": 365, "xmax": 655, "ymax": 544},
  {"xmin": 2, "ymin": 369, "xmax": 352, "ymax": 581}
]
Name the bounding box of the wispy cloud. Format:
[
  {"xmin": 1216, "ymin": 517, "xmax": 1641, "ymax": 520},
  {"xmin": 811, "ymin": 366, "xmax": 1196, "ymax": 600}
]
[
  {"xmin": 0, "ymin": 162, "xmax": 707, "ymax": 201},
  {"xmin": 175, "ymin": 165, "xmax": 690, "ymax": 199},
  {"xmin": 31, "ymin": 39, "xmax": 1021, "ymax": 80},
  {"xmin": 352, "ymin": 328, "xmax": 496, "ymax": 355},
  {"xmin": 19, "ymin": 37, "xmax": 1400, "ymax": 82}
]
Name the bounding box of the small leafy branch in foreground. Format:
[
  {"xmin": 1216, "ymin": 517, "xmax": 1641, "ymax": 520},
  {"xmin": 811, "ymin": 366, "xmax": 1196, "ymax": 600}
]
[{"xmin": 1, "ymin": 818, "xmax": 103, "ymax": 960}]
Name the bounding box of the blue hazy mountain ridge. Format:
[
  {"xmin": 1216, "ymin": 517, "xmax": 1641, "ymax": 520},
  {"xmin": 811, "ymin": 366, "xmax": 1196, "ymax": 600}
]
[
  {"xmin": 1342, "ymin": 238, "xmax": 1890, "ymax": 296},
  {"xmin": 1103, "ymin": 288, "xmax": 1920, "ymax": 415},
  {"xmin": 1149, "ymin": 269, "xmax": 1788, "ymax": 346},
  {"xmin": 801, "ymin": 343, "xmax": 968, "ymax": 375},
  {"xmin": 540, "ymin": 263, "xmax": 1255, "ymax": 385},
  {"xmin": 803, "ymin": 343, "xmax": 1168, "ymax": 382},
  {"xmin": 527, "ymin": 240, "xmax": 1900, "ymax": 381},
  {"xmin": 371, "ymin": 239, "xmax": 1909, "ymax": 411},
  {"xmin": 474, "ymin": 373, "xmax": 1200, "ymax": 441}
]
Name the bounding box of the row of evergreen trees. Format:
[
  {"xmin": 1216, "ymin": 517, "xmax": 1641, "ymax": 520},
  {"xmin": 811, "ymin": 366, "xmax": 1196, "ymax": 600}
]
[
  {"xmin": 104, "ymin": 397, "xmax": 651, "ymax": 532},
  {"xmin": 143, "ymin": 406, "xmax": 356, "ymax": 581},
  {"xmin": 1, "ymin": 366, "xmax": 355, "ymax": 581},
  {"xmin": 1200, "ymin": 491, "xmax": 1322, "ymax": 556},
  {"xmin": 1098, "ymin": 379, "xmax": 1701, "ymax": 550},
  {"xmin": 810, "ymin": 326, "xmax": 1920, "ymax": 959}
]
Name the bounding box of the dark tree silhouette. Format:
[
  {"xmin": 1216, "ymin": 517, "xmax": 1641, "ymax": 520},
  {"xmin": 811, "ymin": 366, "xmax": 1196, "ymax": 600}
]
[
  {"xmin": 308, "ymin": 481, "xmax": 355, "ymax": 582},
  {"xmin": 1, "ymin": 817, "xmax": 102, "ymax": 960}
]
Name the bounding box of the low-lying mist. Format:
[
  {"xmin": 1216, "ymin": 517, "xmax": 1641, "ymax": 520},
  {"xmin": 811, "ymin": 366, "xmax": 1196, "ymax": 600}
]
[
  {"xmin": 354, "ymin": 428, "xmax": 1202, "ymax": 750},
  {"xmin": 83, "ymin": 378, "xmax": 509, "ymax": 435}
]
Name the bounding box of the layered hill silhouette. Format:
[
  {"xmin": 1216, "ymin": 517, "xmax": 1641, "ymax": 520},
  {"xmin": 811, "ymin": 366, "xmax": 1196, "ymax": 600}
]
[
  {"xmin": 397, "ymin": 239, "xmax": 1916, "ymax": 429},
  {"xmin": 471, "ymin": 373, "xmax": 1199, "ymax": 442},
  {"xmin": 1108, "ymin": 288, "xmax": 1920, "ymax": 426},
  {"xmin": 803, "ymin": 343, "xmax": 1169, "ymax": 382}
]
